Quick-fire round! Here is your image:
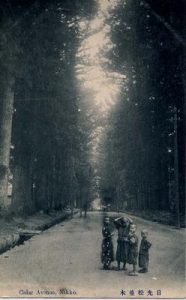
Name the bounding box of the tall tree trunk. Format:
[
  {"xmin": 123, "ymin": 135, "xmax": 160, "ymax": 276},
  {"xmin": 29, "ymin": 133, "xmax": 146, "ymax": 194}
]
[
  {"xmin": 174, "ymin": 107, "xmax": 180, "ymax": 228},
  {"xmin": 11, "ymin": 157, "xmax": 34, "ymax": 215},
  {"xmin": 35, "ymin": 171, "xmax": 47, "ymax": 212},
  {"xmin": 0, "ymin": 76, "xmax": 14, "ymax": 212},
  {"xmin": 182, "ymin": 48, "xmax": 186, "ymax": 222}
]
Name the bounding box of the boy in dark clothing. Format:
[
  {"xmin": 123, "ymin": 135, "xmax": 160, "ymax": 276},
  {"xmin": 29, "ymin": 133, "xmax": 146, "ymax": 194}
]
[
  {"xmin": 139, "ymin": 229, "xmax": 152, "ymax": 273},
  {"xmin": 128, "ymin": 224, "xmax": 138, "ymax": 276}
]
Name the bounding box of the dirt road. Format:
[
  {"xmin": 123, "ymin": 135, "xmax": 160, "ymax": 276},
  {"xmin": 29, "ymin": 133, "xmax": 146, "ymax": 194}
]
[{"xmin": 0, "ymin": 212, "xmax": 185, "ymax": 298}]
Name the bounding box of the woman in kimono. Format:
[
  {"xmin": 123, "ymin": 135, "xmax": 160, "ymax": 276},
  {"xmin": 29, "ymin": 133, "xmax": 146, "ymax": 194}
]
[
  {"xmin": 114, "ymin": 216, "xmax": 133, "ymax": 270},
  {"xmin": 101, "ymin": 216, "xmax": 114, "ymax": 270}
]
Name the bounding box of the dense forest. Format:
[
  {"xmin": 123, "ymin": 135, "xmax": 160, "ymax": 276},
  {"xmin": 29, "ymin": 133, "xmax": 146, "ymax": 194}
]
[
  {"xmin": 0, "ymin": 0, "xmax": 185, "ymax": 227},
  {"xmin": 98, "ymin": 0, "xmax": 185, "ymax": 227}
]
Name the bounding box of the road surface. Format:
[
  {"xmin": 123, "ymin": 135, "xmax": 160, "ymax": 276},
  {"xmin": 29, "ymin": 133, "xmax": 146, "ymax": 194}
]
[{"xmin": 0, "ymin": 212, "xmax": 185, "ymax": 298}]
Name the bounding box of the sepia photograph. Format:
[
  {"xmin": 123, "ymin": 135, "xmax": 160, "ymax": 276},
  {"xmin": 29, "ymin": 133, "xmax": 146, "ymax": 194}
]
[{"xmin": 0, "ymin": 0, "xmax": 185, "ymax": 298}]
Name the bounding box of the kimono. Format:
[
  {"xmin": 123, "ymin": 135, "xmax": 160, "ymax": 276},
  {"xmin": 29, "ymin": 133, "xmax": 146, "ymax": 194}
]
[
  {"xmin": 114, "ymin": 218, "xmax": 132, "ymax": 263},
  {"xmin": 139, "ymin": 239, "xmax": 152, "ymax": 270},
  {"xmin": 101, "ymin": 225, "xmax": 114, "ymax": 268},
  {"xmin": 128, "ymin": 234, "xmax": 138, "ymax": 265}
]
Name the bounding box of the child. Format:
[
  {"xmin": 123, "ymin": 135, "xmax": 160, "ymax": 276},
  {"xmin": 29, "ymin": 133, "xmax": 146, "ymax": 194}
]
[
  {"xmin": 101, "ymin": 216, "xmax": 114, "ymax": 270},
  {"xmin": 114, "ymin": 216, "xmax": 133, "ymax": 271},
  {"xmin": 139, "ymin": 229, "xmax": 152, "ymax": 273},
  {"xmin": 128, "ymin": 224, "xmax": 138, "ymax": 276}
]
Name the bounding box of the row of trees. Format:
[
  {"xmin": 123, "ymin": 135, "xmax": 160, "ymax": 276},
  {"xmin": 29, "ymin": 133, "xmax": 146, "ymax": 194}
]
[
  {"xmin": 0, "ymin": 0, "xmax": 185, "ymax": 226},
  {"xmin": 0, "ymin": 0, "xmax": 96, "ymax": 216},
  {"xmin": 99, "ymin": 0, "xmax": 185, "ymax": 226}
]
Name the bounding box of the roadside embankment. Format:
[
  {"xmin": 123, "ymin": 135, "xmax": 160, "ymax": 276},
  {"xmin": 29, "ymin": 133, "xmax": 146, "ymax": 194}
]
[{"xmin": 0, "ymin": 209, "xmax": 78, "ymax": 255}]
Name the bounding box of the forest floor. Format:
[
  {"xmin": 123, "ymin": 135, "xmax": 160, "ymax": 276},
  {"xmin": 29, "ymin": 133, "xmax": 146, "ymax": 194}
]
[
  {"xmin": 123, "ymin": 209, "xmax": 186, "ymax": 228},
  {"xmin": 0, "ymin": 211, "xmax": 185, "ymax": 298}
]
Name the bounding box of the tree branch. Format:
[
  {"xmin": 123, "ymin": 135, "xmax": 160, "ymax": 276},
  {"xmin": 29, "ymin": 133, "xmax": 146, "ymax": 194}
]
[{"xmin": 142, "ymin": 1, "xmax": 186, "ymax": 47}]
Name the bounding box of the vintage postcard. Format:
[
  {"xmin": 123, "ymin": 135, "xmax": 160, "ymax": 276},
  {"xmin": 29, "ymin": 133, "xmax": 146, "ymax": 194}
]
[{"xmin": 0, "ymin": 0, "xmax": 185, "ymax": 299}]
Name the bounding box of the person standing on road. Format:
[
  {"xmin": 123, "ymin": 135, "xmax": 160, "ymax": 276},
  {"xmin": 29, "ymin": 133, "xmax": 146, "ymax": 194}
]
[
  {"xmin": 138, "ymin": 229, "xmax": 152, "ymax": 273},
  {"xmin": 128, "ymin": 223, "xmax": 138, "ymax": 276},
  {"xmin": 101, "ymin": 216, "xmax": 114, "ymax": 270},
  {"xmin": 114, "ymin": 216, "xmax": 133, "ymax": 271}
]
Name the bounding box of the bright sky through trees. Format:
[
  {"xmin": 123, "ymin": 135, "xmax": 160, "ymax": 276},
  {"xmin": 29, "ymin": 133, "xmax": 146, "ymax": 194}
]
[
  {"xmin": 75, "ymin": 0, "xmax": 128, "ymax": 189},
  {"xmin": 76, "ymin": 0, "xmax": 127, "ymax": 113}
]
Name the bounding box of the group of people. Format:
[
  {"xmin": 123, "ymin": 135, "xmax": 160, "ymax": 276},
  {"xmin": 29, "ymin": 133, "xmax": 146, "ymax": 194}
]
[{"xmin": 101, "ymin": 216, "xmax": 152, "ymax": 276}]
